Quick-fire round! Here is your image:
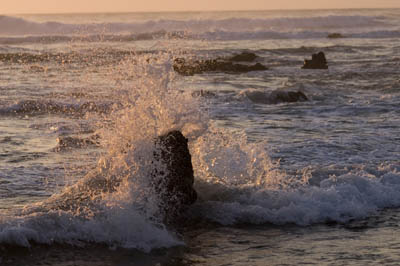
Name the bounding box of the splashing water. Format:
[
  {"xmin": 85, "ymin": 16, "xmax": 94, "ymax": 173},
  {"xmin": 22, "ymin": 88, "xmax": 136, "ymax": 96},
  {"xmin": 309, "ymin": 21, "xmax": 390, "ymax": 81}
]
[
  {"xmin": 0, "ymin": 51, "xmax": 208, "ymax": 250},
  {"xmin": 1, "ymin": 35, "xmax": 400, "ymax": 253}
]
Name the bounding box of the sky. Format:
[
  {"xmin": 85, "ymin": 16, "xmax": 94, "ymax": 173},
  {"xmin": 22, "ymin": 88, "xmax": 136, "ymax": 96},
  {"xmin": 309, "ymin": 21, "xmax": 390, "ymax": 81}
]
[{"xmin": 1, "ymin": 0, "xmax": 400, "ymax": 14}]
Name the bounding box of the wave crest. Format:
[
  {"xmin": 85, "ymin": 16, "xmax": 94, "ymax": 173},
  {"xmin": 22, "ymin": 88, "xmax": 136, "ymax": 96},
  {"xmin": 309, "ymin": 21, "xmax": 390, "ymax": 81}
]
[{"xmin": 0, "ymin": 14, "xmax": 388, "ymax": 37}]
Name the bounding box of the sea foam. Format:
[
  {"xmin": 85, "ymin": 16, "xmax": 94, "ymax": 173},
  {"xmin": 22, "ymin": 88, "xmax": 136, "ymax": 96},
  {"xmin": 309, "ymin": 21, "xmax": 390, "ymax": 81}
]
[
  {"xmin": 190, "ymin": 128, "xmax": 400, "ymax": 226},
  {"xmin": 0, "ymin": 52, "xmax": 206, "ymax": 250},
  {"xmin": 1, "ymin": 47, "xmax": 400, "ymax": 251},
  {"xmin": 0, "ymin": 14, "xmax": 391, "ymax": 42}
]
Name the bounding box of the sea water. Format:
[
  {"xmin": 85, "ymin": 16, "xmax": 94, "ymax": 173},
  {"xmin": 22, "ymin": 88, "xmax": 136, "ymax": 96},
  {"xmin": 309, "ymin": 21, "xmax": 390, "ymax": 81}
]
[{"xmin": 0, "ymin": 8, "xmax": 400, "ymax": 265}]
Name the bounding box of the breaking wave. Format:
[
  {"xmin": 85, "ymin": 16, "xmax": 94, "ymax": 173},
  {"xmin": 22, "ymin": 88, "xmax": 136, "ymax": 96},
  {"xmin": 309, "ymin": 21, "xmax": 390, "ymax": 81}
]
[
  {"xmin": 2, "ymin": 30, "xmax": 400, "ymax": 45},
  {"xmin": 1, "ymin": 48, "xmax": 400, "ymax": 252},
  {"xmin": 0, "ymin": 52, "xmax": 207, "ymax": 250},
  {"xmin": 0, "ymin": 14, "xmax": 393, "ymax": 43},
  {"xmin": 191, "ymin": 129, "xmax": 400, "ymax": 225}
]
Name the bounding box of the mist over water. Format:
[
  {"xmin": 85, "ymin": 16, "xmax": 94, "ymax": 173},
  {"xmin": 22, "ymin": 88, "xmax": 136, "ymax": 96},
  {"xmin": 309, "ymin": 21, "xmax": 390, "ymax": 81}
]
[
  {"xmin": 0, "ymin": 9, "xmax": 399, "ymax": 44},
  {"xmin": 0, "ymin": 8, "xmax": 400, "ymax": 265}
]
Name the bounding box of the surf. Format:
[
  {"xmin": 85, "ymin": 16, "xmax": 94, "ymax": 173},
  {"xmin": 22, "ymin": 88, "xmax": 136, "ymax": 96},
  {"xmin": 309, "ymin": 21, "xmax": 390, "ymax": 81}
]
[{"xmin": 0, "ymin": 33, "xmax": 400, "ymax": 253}]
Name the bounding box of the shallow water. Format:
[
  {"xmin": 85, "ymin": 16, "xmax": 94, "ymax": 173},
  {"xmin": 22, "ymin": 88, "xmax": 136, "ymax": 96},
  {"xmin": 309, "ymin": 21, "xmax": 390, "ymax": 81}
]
[
  {"xmin": 1, "ymin": 8, "xmax": 400, "ymax": 265},
  {"xmin": 3, "ymin": 211, "xmax": 400, "ymax": 265}
]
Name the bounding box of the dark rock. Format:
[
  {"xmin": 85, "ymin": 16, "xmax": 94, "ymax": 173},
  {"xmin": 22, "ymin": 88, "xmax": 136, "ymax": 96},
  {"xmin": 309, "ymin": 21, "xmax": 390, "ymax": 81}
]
[
  {"xmin": 46, "ymin": 130, "xmax": 196, "ymax": 225},
  {"xmin": 228, "ymin": 52, "xmax": 258, "ymax": 62},
  {"xmin": 55, "ymin": 135, "xmax": 100, "ymax": 151},
  {"xmin": 327, "ymin": 33, "xmax": 345, "ymax": 39},
  {"xmin": 245, "ymin": 90, "xmax": 308, "ymax": 104},
  {"xmin": 174, "ymin": 57, "xmax": 268, "ymax": 76},
  {"xmin": 151, "ymin": 130, "xmax": 197, "ymax": 224},
  {"xmin": 302, "ymin": 51, "xmax": 328, "ymax": 69},
  {"xmin": 272, "ymin": 90, "xmax": 308, "ymax": 103},
  {"xmin": 191, "ymin": 90, "xmax": 216, "ymax": 98}
]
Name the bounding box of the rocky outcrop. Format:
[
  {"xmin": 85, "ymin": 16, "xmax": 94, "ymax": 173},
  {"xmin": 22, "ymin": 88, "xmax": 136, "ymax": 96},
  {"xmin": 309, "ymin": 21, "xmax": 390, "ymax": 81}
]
[
  {"xmin": 151, "ymin": 130, "xmax": 197, "ymax": 224},
  {"xmin": 174, "ymin": 52, "xmax": 267, "ymax": 76},
  {"xmin": 46, "ymin": 130, "xmax": 196, "ymax": 225},
  {"xmin": 302, "ymin": 51, "xmax": 328, "ymax": 69}
]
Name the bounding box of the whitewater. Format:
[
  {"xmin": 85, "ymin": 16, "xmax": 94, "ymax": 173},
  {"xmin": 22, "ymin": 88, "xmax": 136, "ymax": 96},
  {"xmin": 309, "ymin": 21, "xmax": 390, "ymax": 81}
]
[{"xmin": 0, "ymin": 8, "xmax": 400, "ymax": 265}]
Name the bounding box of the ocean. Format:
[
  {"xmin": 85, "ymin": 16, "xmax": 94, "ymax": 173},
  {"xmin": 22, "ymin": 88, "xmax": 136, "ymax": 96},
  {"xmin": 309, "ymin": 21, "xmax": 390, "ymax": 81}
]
[{"xmin": 1, "ymin": 8, "xmax": 400, "ymax": 265}]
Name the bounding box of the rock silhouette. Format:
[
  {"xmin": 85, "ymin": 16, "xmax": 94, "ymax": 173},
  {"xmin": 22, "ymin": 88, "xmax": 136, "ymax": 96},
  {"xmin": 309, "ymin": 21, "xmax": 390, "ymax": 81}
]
[
  {"xmin": 302, "ymin": 51, "xmax": 328, "ymax": 69},
  {"xmin": 174, "ymin": 52, "xmax": 267, "ymax": 75},
  {"xmin": 228, "ymin": 52, "xmax": 258, "ymax": 62},
  {"xmin": 327, "ymin": 33, "xmax": 345, "ymax": 39},
  {"xmin": 46, "ymin": 130, "xmax": 196, "ymax": 225},
  {"xmin": 244, "ymin": 90, "xmax": 308, "ymax": 104},
  {"xmin": 272, "ymin": 90, "xmax": 308, "ymax": 103},
  {"xmin": 151, "ymin": 130, "xmax": 197, "ymax": 224}
]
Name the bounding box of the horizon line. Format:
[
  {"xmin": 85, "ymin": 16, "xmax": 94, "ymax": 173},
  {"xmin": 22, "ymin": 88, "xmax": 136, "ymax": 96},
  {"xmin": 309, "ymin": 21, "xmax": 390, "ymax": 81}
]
[{"xmin": 3, "ymin": 6, "xmax": 400, "ymax": 16}]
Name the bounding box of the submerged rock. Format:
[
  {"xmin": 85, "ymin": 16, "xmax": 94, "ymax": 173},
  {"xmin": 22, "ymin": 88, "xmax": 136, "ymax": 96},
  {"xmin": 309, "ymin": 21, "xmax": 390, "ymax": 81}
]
[
  {"xmin": 327, "ymin": 33, "xmax": 345, "ymax": 39},
  {"xmin": 55, "ymin": 135, "xmax": 100, "ymax": 151},
  {"xmin": 244, "ymin": 89, "xmax": 308, "ymax": 104},
  {"xmin": 191, "ymin": 90, "xmax": 216, "ymax": 98},
  {"xmin": 228, "ymin": 52, "xmax": 258, "ymax": 62},
  {"xmin": 271, "ymin": 90, "xmax": 308, "ymax": 103},
  {"xmin": 173, "ymin": 56, "xmax": 267, "ymax": 76},
  {"xmin": 302, "ymin": 51, "xmax": 328, "ymax": 69}
]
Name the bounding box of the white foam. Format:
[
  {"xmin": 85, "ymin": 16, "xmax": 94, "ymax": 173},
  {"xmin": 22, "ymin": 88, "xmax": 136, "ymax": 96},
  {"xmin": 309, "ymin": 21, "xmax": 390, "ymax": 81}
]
[
  {"xmin": 0, "ymin": 52, "xmax": 207, "ymax": 250},
  {"xmin": 1, "ymin": 47, "xmax": 400, "ymax": 251},
  {"xmin": 0, "ymin": 13, "xmax": 397, "ymax": 44},
  {"xmin": 190, "ymin": 130, "xmax": 400, "ymax": 225},
  {"xmin": 0, "ymin": 14, "xmax": 389, "ymax": 36},
  {"xmin": 0, "ymin": 209, "xmax": 181, "ymax": 251}
]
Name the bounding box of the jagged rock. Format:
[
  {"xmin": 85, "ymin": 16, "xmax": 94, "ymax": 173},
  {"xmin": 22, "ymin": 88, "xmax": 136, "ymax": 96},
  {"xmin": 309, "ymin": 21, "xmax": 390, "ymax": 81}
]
[
  {"xmin": 302, "ymin": 51, "xmax": 328, "ymax": 69},
  {"xmin": 173, "ymin": 57, "xmax": 267, "ymax": 76},
  {"xmin": 327, "ymin": 33, "xmax": 345, "ymax": 39},
  {"xmin": 228, "ymin": 52, "xmax": 258, "ymax": 62},
  {"xmin": 46, "ymin": 130, "xmax": 196, "ymax": 225},
  {"xmin": 151, "ymin": 130, "xmax": 197, "ymax": 224}
]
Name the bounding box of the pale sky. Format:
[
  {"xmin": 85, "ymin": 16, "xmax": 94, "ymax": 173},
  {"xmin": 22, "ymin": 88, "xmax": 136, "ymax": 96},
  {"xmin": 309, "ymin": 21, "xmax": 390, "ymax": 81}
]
[{"xmin": 1, "ymin": 0, "xmax": 400, "ymax": 14}]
